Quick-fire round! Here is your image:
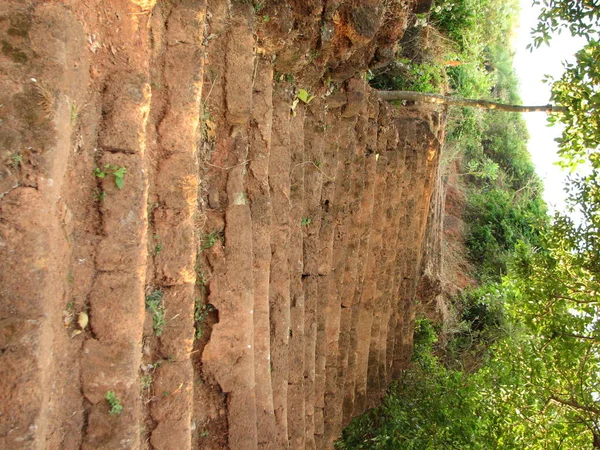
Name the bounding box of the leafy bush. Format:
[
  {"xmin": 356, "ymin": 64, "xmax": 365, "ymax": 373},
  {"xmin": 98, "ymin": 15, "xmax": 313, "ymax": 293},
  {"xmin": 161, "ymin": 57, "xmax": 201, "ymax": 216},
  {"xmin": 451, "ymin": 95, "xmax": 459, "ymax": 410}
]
[
  {"xmin": 370, "ymin": 60, "xmax": 447, "ymax": 93},
  {"xmin": 465, "ymin": 188, "xmax": 546, "ymax": 281},
  {"xmin": 337, "ymin": 320, "xmax": 492, "ymax": 450}
]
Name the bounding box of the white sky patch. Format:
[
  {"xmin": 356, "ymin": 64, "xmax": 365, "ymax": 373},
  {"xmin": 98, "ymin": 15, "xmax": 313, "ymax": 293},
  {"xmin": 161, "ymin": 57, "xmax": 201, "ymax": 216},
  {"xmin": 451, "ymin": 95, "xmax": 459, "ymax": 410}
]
[{"xmin": 513, "ymin": 1, "xmax": 587, "ymax": 214}]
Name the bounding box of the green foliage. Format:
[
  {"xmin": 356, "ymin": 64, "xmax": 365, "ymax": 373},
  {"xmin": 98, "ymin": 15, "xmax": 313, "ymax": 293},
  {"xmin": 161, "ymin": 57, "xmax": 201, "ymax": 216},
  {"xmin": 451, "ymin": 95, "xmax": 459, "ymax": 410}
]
[
  {"xmin": 465, "ymin": 188, "xmax": 546, "ymax": 281},
  {"xmin": 11, "ymin": 154, "xmax": 22, "ymax": 167},
  {"xmin": 140, "ymin": 374, "xmax": 153, "ymax": 390},
  {"xmin": 152, "ymin": 235, "xmax": 163, "ymax": 256},
  {"xmin": 93, "ymin": 189, "xmax": 106, "ymax": 202},
  {"xmin": 94, "ymin": 164, "xmax": 127, "ymax": 189},
  {"xmin": 530, "ymin": 0, "xmax": 600, "ymax": 48},
  {"xmin": 337, "ymin": 320, "xmax": 492, "ymax": 449},
  {"xmin": 301, "ymin": 217, "xmax": 312, "ymax": 226},
  {"xmin": 526, "ymin": 1, "xmax": 600, "ymax": 172},
  {"xmin": 509, "ymin": 172, "xmax": 600, "ymax": 347},
  {"xmin": 194, "ymin": 302, "xmax": 215, "ymax": 340},
  {"xmin": 145, "ymin": 290, "xmax": 166, "ymax": 337},
  {"xmin": 201, "ymin": 230, "xmax": 222, "ymax": 251},
  {"xmin": 252, "ymin": 0, "xmax": 264, "ymax": 13},
  {"xmin": 370, "ymin": 60, "xmax": 447, "ymax": 94},
  {"xmin": 446, "ymin": 63, "xmax": 494, "ymax": 99},
  {"xmin": 440, "ymin": 285, "xmax": 508, "ymax": 370},
  {"xmin": 297, "ymin": 88, "xmax": 315, "ymax": 104},
  {"xmin": 105, "ymin": 391, "xmax": 123, "ymax": 415},
  {"xmin": 480, "ymin": 188, "xmax": 600, "ymax": 446},
  {"xmin": 550, "ymin": 40, "xmax": 600, "ymax": 169},
  {"xmin": 464, "ymin": 157, "xmax": 500, "ymax": 181}
]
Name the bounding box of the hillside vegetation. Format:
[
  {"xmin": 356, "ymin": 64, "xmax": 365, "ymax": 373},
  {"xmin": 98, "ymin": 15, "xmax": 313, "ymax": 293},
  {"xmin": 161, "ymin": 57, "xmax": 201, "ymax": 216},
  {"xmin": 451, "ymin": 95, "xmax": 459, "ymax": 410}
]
[{"xmin": 339, "ymin": 0, "xmax": 600, "ymax": 448}]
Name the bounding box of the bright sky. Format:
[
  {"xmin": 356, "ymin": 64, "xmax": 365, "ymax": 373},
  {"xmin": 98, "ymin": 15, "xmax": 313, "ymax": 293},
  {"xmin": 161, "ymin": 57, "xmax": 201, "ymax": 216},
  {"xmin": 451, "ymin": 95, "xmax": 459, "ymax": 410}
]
[{"xmin": 513, "ymin": 1, "xmax": 587, "ymax": 214}]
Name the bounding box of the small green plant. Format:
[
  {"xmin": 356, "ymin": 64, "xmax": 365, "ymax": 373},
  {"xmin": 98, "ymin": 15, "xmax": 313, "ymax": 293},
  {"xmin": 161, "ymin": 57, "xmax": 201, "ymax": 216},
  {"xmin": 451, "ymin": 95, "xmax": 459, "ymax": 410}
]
[
  {"xmin": 262, "ymin": 15, "xmax": 270, "ymax": 22},
  {"xmin": 274, "ymin": 72, "xmax": 295, "ymax": 83},
  {"xmin": 94, "ymin": 164, "xmax": 127, "ymax": 189},
  {"xmin": 464, "ymin": 158, "xmax": 500, "ymax": 181},
  {"xmin": 313, "ymin": 159, "xmax": 322, "ymax": 168},
  {"xmin": 140, "ymin": 374, "xmax": 153, "ymax": 390},
  {"xmin": 11, "ymin": 154, "xmax": 22, "ymax": 167},
  {"xmin": 196, "ymin": 269, "xmax": 208, "ymax": 287},
  {"xmin": 201, "ymin": 230, "xmax": 222, "ymax": 250},
  {"xmin": 253, "ymin": 0, "xmax": 264, "ymax": 12},
  {"xmin": 301, "ymin": 217, "xmax": 312, "ymax": 226},
  {"xmin": 194, "ymin": 301, "xmax": 215, "ymax": 339},
  {"xmin": 145, "ymin": 290, "xmax": 166, "ymax": 336},
  {"xmin": 297, "ymin": 88, "xmax": 315, "ymax": 104},
  {"xmin": 93, "ymin": 189, "xmax": 106, "ymax": 202},
  {"xmin": 105, "ymin": 391, "xmax": 123, "ymax": 415},
  {"xmin": 152, "ymin": 235, "xmax": 163, "ymax": 256},
  {"xmin": 199, "ymin": 428, "xmax": 209, "ymax": 438}
]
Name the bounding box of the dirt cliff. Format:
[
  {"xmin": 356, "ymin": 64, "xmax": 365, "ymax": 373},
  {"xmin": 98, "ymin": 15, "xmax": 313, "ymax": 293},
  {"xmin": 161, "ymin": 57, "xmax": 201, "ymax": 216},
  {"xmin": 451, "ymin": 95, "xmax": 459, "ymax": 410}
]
[{"xmin": 0, "ymin": 1, "xmax": 445, "ymax": 449}]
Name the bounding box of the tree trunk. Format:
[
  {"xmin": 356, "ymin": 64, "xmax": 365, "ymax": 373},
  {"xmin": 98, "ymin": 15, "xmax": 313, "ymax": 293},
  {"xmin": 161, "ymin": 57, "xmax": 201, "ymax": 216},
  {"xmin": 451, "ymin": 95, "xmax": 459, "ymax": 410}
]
[{"xmin": 376, "ymin": 90, "xmax": 567, "ymax": 114}]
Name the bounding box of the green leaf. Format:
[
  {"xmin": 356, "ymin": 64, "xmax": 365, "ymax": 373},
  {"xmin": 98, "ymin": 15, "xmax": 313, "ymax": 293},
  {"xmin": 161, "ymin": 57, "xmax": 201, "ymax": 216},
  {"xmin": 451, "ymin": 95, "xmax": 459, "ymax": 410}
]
[
  {"xmin": 113, "ymin": 166, "xmax": 126, "ymax": 189},
  {"xmin": 297, "ymin": 88, "xmax": 315, "ymax": 104}
]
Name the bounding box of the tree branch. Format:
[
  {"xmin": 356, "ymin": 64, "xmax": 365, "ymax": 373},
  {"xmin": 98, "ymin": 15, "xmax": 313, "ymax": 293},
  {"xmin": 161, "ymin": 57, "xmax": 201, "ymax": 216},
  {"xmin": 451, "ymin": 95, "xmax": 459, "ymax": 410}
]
[
  {"xmin": 549, "ymin": 396, "xmax": 600, "ymax": 416},
  {"xmin": 562, "ymin": 333, "xmax": 600, "ymax": 343},
  {"xmin": 376, "ymin": 90, "xmax": 567, "ymax": 113}
]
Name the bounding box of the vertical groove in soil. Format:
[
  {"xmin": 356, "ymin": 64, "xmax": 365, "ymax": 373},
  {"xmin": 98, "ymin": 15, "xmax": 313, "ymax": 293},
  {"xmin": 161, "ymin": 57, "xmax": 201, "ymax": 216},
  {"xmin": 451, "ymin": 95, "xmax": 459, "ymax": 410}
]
[
  {"xmin": 340, "ymin": 97, "xmax": 381, "ymax": 428},
  {"xmin": 288, "ymin": 106, "xmax": 307, "ymax": 448},
  {"xmin": 248, "ymin": 58, "xmax": 277, "ymax": 450},
  {"xmin": 313, "ymin": 108, "xmax": 344, "ymax": 449},
  {"xmin": 268, "ymin": 85, "xmax": 293, "ymax": 449},
  {"xmin": 301, "ymin": 99, "xmax": 327, "ymax": 450}
]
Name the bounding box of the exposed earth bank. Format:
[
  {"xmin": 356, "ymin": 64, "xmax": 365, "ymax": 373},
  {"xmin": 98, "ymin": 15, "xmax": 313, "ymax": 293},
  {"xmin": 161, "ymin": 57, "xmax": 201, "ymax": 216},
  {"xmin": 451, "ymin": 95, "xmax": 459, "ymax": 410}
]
[{"xmin": 0, "ymin": 0, "xmax": 449, "ymax": 449}]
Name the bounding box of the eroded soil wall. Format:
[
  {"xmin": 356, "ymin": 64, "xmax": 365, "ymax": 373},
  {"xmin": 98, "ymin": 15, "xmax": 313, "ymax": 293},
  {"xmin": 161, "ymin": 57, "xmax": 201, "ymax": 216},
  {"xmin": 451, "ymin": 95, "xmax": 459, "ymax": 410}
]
[{"xmin": 0, "ymin": 1, "xmax": 444, "ymax": 449}]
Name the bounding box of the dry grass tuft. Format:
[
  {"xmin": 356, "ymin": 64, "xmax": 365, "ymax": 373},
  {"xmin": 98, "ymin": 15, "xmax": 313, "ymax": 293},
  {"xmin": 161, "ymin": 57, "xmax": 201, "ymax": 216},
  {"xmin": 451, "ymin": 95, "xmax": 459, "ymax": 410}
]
[{"xmin": 34, "ymin": 82, "xmax": 56, "ymax": 120}]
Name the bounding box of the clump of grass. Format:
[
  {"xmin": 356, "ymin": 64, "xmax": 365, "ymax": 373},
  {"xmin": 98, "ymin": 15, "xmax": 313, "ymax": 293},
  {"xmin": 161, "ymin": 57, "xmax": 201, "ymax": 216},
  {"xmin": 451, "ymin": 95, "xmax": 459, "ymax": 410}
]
[
  {"xmin": 145, "ymin": 290, "xmax": 166, "ymax": 336},
  {"xmin": 196, "ymin": 269, "xmax": 208, "ymax": 287},
  {"xmin": 253, "ymin": 1, "xmax": 265, "ymax": 12},
  {"xmin": 105, "ymin": 391, "xmax": 123, "ymax": 415},
  {"xmin": 140, "ymin": 374, "xmax": 153, "ymax": 390},
  {"xmin": 152, "ymin": 235, "xmax": 163, "ymax": 256},
  {"xmin": 201, "ymin": 230, "xmax": 223, "ymax": 251},
  {"xmin": 11, "ymin": 154, "xmax": 22, "ymax": 168},
  {"xmin": 34, "ymin": 81, "xmax": 55, "ymax": 119},
  {"xmin": 194, "ymin": 301, "xmax": 215, "ymax": 339},
  {"xmin": 93, "ymin": 189, "xmax": 106, "ymax": 202}
]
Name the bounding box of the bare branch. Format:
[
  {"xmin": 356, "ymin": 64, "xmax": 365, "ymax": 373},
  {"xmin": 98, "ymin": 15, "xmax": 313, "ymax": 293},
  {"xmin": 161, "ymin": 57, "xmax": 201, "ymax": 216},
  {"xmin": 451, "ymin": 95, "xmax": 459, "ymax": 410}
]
[{"xmin": 377, "ymin": 90, "xmax": 567, "ymax": 113}]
